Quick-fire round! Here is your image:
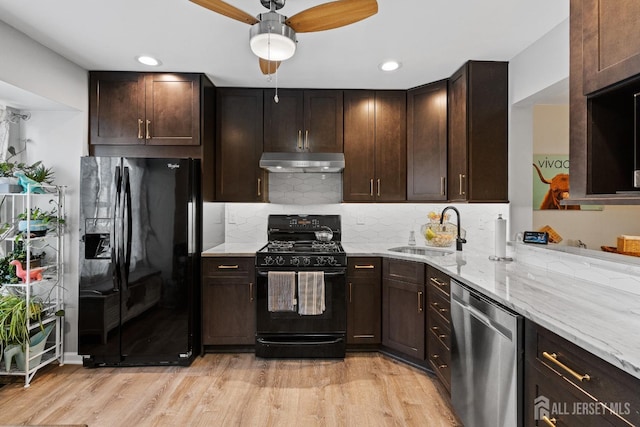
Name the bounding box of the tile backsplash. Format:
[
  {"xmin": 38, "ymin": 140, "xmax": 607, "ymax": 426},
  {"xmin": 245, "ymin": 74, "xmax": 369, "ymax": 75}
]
[
  {"xmin": 218, "ymin": 202, "xmax": 508, "ymax": 247},
  {"xmin": 268, "ymin": 173, "xmax": 342, "ymax": 204}
]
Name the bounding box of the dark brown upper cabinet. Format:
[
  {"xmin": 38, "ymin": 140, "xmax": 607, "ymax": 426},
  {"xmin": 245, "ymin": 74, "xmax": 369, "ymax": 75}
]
[
  {"xmin": 581, "ymin": 0, "xmax": 640, "ymax": 95},
  {"xmin": 568, "ymin": 0, "xmax": 640, "ymax": 204},
  {"xmin": 215, "ymin": 88, "xmax": 268, "ymax": 202},
  {"xmin": 263, "ymin": 89, "xmax": 343, "ymax": 153},
  {"xmin": 448, "ymin": 61, "xmax": 508, "ymax": 202},
  {"xmin": 343, "ymin": 90, "xmax": 407, "ymax": 202},
  {"xmin": 90, "ymin": 72, "xmax": 201, "ymax": 147},
  {"xmin": 407, "ymin": 80, "xmax": 448, "ymax": 201}
]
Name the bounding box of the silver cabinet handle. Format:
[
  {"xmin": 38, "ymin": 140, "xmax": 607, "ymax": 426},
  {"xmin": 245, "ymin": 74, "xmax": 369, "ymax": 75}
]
[
  {"xmin": 459, "ymin": 173, "xmax": 466, "ymax": 196},
  {"xmin": 249, "ymin": 282, "xmax": 254, "ymax": 302},
  {"xmin": 370, "ymin": 179, "xmax": 374, "ymax": 197},
  {"xmin": 304, "ymin": 130, "xmax": 309, "ymax": 150},
  {"xmin": 377, "ymin": 179, "xmax": 381, "ymax": 197},
  {"xmin": 297, "ymin": 130, "xmax": 303, "ymax": 150},
  {"xmin": 441, "ymin": 176, "xmax": 446, "ymax": 196},
  {"xmin": 257, "ymin": 178, "xmax": 262, "ymax": 197},
  {"xmin": 217, "ymin": 265, "xmax": 238, "ymax": 269},
  {"xmin": 418, "ymin": 291, "xmax": 423, "ymax": 312},
  {"xmin": 145, "ymin": 119, "xmax": 151, "ymax": 139},
  {"xmin": 137, "ymin": 119, "xmax": 144, "ymax": 139}
]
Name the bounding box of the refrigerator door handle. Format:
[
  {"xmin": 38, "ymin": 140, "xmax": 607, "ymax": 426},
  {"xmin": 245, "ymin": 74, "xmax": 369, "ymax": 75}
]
[
  {"xmin": 112, "ymin": 165, "xmax": 122, "ymax": 292},
  {"xmin": 123, "ymin": 167, "xmax": 133, "ymax": 283}
]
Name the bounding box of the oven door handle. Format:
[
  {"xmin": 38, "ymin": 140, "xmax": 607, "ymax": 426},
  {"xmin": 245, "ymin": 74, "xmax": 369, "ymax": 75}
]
[
  {"xmin": 257, "ymin": 270, "xmax": 346, "ymax": 277},
  {"xmin": 256, "ymin": 337, "xmax": 344, "ymax": 346}
]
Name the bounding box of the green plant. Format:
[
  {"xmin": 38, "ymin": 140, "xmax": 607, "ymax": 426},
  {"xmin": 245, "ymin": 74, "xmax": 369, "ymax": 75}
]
[
  {"xmin": 0, "ymin": 294, "xmax": 43, "ymax": 346},
  {"xmin": 0, "ymin": 160, "xmax": 54, "ymax": 184},
  {"xmin": 17, "ymin": 207, "xmax": 64, "ymax": 225}
]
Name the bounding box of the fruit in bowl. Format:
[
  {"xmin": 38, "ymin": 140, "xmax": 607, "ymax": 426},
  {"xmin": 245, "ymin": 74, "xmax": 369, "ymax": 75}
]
[{"xmin": 421, "ymin": 222, "xmax": 457, "ymax": 247}]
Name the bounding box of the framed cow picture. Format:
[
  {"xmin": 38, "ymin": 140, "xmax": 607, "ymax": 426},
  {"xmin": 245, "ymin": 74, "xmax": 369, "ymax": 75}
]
[{"xmin": 532, "ymin": 154, "xmax": 602, "ymax": 211}]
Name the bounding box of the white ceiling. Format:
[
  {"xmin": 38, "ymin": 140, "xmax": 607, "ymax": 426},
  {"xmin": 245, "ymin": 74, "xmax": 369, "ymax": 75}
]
[{"xmin": 0, "ymin": 0, "xmax": 568, "ymax": 90}]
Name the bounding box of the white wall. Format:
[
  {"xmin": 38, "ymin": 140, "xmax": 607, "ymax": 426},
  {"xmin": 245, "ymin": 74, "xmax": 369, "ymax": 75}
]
[
  {"xmin": 508, "ymin": 18, "xmax": 569, "ymax": 238},
  {"xmin": 0, "ymin": 19, "xmax": 88, "ymax": 357}
]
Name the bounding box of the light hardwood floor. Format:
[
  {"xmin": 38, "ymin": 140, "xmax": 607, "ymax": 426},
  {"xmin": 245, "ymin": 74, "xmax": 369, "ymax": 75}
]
[{"xmin": 0, "ymin": 353, "xmax": 460, "ymax": 427}]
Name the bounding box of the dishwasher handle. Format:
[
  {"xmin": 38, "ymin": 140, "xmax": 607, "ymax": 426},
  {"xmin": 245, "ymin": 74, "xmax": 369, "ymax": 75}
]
[{"xmin": 451, "ymin": 280, "xmax": 519, "ymax": 340}]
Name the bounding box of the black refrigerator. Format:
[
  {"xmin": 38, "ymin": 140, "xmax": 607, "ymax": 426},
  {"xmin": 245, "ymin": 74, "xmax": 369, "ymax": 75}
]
[{"xmin": 78, "ymin": 157, "xmax": 201, "ymax": 367}]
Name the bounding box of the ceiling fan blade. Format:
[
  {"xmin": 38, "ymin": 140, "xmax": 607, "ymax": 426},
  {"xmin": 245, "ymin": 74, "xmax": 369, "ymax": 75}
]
[
  {"xmin": 285, "ymin": 0, "xmax": 378, "ymax": 33},
  {"xmin": 189, "ymin": 0, "xmax": 259, "ymax": 25},
  {"xmin": 259, "ymin": 58, "xmax": 282, "ymax": 75}
]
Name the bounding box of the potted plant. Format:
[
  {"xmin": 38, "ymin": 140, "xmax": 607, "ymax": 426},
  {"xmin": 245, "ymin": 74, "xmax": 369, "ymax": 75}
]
[
  {"xmin": 17, "ymin": 206, "xmax": 64, "ymax": 237},
  {"xmin": 0, "ymin": 160, "xmax": 54, "ymax": 193}
]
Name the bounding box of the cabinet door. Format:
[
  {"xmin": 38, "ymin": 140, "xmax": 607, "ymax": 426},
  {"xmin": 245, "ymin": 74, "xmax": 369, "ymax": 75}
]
[
  {"xmin": 303, "ymin": 90, "xmax": 344, "ymax": 152},
  {"xmin": 89, "ymin": 71, "xmax": 145, "ymax": 146},
  {"xmin": 374, "ymin": 91, "xmax": 407, "ymax": 201},
  {"xmin": 347, "ymin": 258, "xmax": 381, "ymax": 345},
  {"xmin": 582, "ymin": 0, "xmax": 640, "ymax": 94},
  {"xmin": 202, "ymin": 258, "xmax": 256, "ymax": 346},
  {"xmin": 407, "ymin": 81, "xmax": 448, "ymax": 201},
  {"xmin": 263, "ymin": 89, "xmax": 304, "ymax": 152},
  {"xmin": 144, "ymin": 73, "xmax": 200, "ymax": 146},
  {"xmin": 448, "ymin": 65, "xmax": 469, "ymax": 201},
  {"xmin": 382, "ymin": 279, "xmax": 425, "ymax": 360},
  {"xmin": 343, "ymin": 90, "xmax": 376, "ymax": 201},
  {"xmin": 448, "ymin": 61, "xmax": 508, "ymax": 202},
  {"xmin": 216, "ymin": 88, "xmax": 267, "ymax": 202},
  {"xmin": 202, "ymin": 276, "xmax": 256, "ymax": 345}
]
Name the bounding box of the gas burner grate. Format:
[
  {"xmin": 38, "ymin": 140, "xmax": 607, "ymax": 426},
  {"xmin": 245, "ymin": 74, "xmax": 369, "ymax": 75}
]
[
  {"xmin": 268, "ymin": 240, "xmax": 295, "ymax": 250},
  {"xmin": 311, "ymin": 241, "xmax": 339, "ymax": 251}
]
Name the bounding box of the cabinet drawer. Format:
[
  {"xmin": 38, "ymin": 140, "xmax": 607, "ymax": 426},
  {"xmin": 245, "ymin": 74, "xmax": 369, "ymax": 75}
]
[
  {"xmin": 427, "ymin": 287, "xmax": 451, "ymax": 326},
  {"xmin": 427, "ymin": 266, "xmax": 450, "ymax": 297},
  {"xmin": 428, "ymin": 329, "xmax": 451, "ymax": 393},
  {"xmin": 528, "ymin": 322, "xmax": 640, "ymax": 425},
  {"xmin": 203, "ymin": 257, "xmax": 255, "ymax": 277},
  {"xmin": 383, "ymin": 258, "xmax": 425, "ymax": 284},
  {"xmin": 427, "ymin": 306, "xmax": 451, "ymax": 350},
  {"xmin": 348, "ymin": 257, "xmax": 381, "ymax": 278}
]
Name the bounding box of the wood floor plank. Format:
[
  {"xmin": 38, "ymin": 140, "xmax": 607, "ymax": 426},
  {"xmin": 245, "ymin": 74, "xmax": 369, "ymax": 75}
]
[{"xmin": 0, "ymin": 353, "xmax": 460, "ymax": 427}]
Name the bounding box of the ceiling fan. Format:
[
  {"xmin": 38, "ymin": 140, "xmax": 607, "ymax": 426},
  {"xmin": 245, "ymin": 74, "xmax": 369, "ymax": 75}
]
[{"xmin": 190, "ymin": 0, "xmax": 378, "ymax": 74}]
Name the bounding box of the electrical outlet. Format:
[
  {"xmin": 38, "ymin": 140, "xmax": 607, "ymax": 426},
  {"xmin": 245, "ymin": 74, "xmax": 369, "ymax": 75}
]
[
  {"xmin": 357, "ymin": 213, "xmax": 365, "ymax": 225},
  {"xmin": 228, "ymin": 212, "xmax": 236, "ymax": 224}
]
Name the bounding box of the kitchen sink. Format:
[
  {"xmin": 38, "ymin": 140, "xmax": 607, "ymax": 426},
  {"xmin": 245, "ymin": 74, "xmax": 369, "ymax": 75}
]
[{"xmin": 388, "ymin": 246, "xmax": 453, "ymax": 256}]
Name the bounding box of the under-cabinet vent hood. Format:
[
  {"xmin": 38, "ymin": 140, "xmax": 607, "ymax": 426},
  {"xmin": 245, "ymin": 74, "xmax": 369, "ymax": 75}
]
[{"xmin": 259, "ymin": 152, "xmax": 345, "ymax": 173}]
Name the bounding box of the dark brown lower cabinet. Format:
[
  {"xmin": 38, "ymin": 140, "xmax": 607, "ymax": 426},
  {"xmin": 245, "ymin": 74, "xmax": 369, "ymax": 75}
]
[
  {"xmin": 525, "ymin": 320, "xmax": 640, "ymax": 426},
  {"xmin": 382, "ymin": 259, "xmax": 425, "ymax": 360},
  {"xmin": 346, "ymin": 257, "xmax": 382, "ymax": 346},
  {"xmin": 202, "ymin": 257, "xmax": 256, "ymax": 348},
  {"xmin": 426, "ymin": 266, "xmax": 452, "ymax": 393}
]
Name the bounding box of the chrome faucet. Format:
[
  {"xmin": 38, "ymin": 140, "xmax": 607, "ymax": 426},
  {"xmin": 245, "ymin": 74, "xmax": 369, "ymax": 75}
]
[{"xmin": 440, "ymin": 206, "xmax": 466, "ymax": 251}]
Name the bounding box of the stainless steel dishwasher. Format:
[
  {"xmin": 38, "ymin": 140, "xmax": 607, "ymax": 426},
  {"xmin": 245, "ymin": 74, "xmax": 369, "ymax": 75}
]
[{"xmin": 450, "ymin": 279, "xmax": 523, "ymax": 427}]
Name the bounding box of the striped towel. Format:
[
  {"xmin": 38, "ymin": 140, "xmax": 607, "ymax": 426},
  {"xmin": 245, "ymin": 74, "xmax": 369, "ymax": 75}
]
[
  {"xmin": 268, "ymin": 271, "xmax": 297, "ymax": 312},
  {"xmin": 298, "ymin": 271, "xmax": 325, "ymax": 315}
]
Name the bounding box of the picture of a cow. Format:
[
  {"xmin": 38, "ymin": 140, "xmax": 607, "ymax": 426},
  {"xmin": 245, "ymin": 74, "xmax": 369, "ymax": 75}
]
[{"xmin": 532, "ymin": 163, "xmax": 580, "ymax": 210}]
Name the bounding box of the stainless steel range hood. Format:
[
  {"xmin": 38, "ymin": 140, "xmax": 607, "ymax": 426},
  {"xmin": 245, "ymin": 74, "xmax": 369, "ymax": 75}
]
[{"xmin": 259, "ymin": 152, "xmax": 345, "ymax": 173}]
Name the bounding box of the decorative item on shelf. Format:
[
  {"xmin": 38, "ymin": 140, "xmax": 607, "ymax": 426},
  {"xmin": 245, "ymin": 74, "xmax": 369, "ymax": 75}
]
[
  {"xmin": 0, "ymin": 159, "xmax": 54, "ymax": 194},
  {"xmin": 13, "ymin": 323, "xmax": 54, "ymax": 371},
  {"xmin": 538, "ymin": 224, "xmax": 562, "ymax": 243},
  {"xmin": 0, "ymin": 294, "xmax": 44, "ymax": 351},
  {"xmin": 9, "ymin": 260, "xmax": 44, "ymax": 282},
  {"xmin": 17, "ymin": 206, "xmax": 64, "ymax": 237}
]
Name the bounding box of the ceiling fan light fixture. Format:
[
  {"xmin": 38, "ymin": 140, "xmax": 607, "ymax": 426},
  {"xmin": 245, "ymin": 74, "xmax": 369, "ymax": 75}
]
[{"xmin": 250, "ymin": 12, "xmax": 297, "ymax": 61}]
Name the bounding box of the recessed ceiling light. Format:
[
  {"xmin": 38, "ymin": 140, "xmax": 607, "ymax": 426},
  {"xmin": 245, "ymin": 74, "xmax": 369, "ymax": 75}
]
[
  {"xmin": 137, "ymin": 56, "xmax": 161, "ymax": 66},
  {"xmin": 379, "ymin": 60, "xmax": 401, "ymax": 72}
]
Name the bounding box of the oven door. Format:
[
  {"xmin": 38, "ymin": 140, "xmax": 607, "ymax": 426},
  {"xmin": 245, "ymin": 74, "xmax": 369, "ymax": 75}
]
[{"xmin": 255, "ymin": 267, "xmax": 346, "ymax": 358}]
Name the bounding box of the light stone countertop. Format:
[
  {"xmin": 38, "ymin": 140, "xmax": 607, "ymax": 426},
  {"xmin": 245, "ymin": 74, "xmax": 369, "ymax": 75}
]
[{"xmin": 202, "ymin": 241, "xmax": 640, "ymax": 380}]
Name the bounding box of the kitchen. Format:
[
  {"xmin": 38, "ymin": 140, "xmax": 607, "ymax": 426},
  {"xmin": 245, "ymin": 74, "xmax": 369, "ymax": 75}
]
[{"xmin": 1, "ymin": 0, "xmax": 640, "ymax": 426}]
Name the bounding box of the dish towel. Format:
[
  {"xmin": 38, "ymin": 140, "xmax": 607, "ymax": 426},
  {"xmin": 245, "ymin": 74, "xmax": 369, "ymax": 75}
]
[
  {"xmin": 268, "ymin": 271, "xmax": 297, "ymax": 312},
  {"xmin": 298, "ymin": 271, "xmax": 325, "ymax": 315}
]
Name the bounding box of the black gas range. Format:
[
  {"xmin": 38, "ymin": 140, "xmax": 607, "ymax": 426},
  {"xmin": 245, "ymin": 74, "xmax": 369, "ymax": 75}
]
[{"xmin": 255, "ymin": 214, "xmax": 346, "ymax": 358}]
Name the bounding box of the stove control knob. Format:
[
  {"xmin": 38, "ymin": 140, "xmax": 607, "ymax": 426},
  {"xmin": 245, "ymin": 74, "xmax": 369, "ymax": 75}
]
[
  {"xmin": 264, "ymin": 256, "xmax": 274, "ymax": 266},
  {"xmin": 315, "ymin": 256, "xmax": 326, "ymax": 266},
  {"xmin": 326, "ymin": 257, "xmax": 337, "ymax": 266},
  {"xmin": 302, "ymin": 257, "xmax": 311, "ymax": 266},
  {"xmin": 291, "ymin": 256, "xmax": 300, "ymax": 266},
  {"xmin": 275, "ymin": 256, "xmax": 285, "ymax": 266}
]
